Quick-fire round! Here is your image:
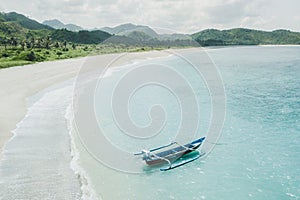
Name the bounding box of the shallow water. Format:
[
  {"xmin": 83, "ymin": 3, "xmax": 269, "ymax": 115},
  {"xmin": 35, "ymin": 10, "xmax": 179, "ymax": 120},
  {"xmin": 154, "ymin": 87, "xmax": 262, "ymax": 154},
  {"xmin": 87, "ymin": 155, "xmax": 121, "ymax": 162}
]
[
  {"xmin": 0, "ymin": 46, "xmax": 299, "ymax": 200},
  {"xmin": 0, "ymin": 81, "xmax": 82, "ymax": 200},
  {"xmin": 74, "ymin": 46, "xmax": 300, "ymax": 199}
]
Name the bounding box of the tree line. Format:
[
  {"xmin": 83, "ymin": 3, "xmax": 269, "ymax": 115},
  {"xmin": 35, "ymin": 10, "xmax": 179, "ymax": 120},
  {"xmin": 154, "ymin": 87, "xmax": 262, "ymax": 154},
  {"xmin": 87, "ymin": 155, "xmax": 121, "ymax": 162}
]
[{"xmin": 0, "ymin": 35, "xmax": 76, "ymax": 50}]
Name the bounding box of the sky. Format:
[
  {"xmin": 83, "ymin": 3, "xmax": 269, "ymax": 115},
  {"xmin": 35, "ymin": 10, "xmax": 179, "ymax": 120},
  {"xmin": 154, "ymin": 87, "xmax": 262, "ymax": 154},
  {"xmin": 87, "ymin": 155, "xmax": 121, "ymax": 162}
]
[{"xmin": 1, "ymin": 0, "xmax": 299, "ymax": 34}]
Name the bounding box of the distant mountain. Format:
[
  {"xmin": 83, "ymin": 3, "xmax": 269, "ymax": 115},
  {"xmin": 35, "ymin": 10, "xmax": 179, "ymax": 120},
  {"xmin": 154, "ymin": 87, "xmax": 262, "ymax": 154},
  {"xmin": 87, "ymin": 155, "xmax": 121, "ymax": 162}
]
[
  {"xmin": 192, "ymin": 28, "xmax": 300, "ymax": 46},
  {"xmin": 102, "ymin": 35, "xmax": 141, "ymax": 45},
  {"xmin": 125, "ymin": 31, "xmax": 153, "ymax": 42},
  {"xmin": 43, "ymin": 19, "xmax": 83, "ymax": 32},
  {"xmin": 43, "ymin": 19, "xmax": 64, "ymax": 29},
  {"xmin": 158, "ymin": 33, "xmax": 193, "ymax": 41},
  {"xmin": 100, "ymin": 23, "xmax": 158, "ymax": 38},
  {"xmin": 99, "ymin": 23, "xmax": 197, "ymax": 45},
  {"xmin": 0, "ymin": 12, "xmax": 111, "ymax": 44},
  {"xmin": 50, "ymin": 29, "xmax": 111, "ymax": 44},
  {"xmin": 65, "ymin": 24, "xmax": 83, "ymax": 32},
  {"xmin": 100, "ymin": 23, "xmax": 135, "ymax": 34},
  {"xmin": 1, "ymin": 11, "xmax": 300, "ymax": 47},
  {"xmin": 0, "ymin": 12, "xmax": 52, "ymax": 30}
]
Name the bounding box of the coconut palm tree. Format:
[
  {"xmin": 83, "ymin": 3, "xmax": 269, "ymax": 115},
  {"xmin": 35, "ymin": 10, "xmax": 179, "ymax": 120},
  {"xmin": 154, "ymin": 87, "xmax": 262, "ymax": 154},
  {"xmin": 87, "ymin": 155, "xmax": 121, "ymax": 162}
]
[
  {"xmin": 63, "ymin": 40, "xmax": 67, "ymax": 49},
  {"xmin": 30, "ymin": 37, "xmax": 35, "ymax": 48},
  {"xmin": 45, "ymin": 36, "xmax": 51, "ymax": 49}
]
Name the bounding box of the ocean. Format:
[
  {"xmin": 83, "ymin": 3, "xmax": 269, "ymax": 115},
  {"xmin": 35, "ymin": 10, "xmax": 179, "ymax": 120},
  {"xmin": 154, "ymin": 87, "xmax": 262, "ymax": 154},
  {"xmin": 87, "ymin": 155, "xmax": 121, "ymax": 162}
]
[{"xmin": 0, "ymin": 46, "xmax": 299, "ymax": 200}]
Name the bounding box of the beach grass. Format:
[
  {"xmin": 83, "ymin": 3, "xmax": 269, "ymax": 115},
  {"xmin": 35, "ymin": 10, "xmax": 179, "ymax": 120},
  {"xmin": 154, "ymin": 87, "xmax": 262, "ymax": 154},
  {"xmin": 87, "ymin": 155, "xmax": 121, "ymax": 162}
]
[{"xmin": 0, "ymin": 44, "xmax": 174, "ymax": 69}]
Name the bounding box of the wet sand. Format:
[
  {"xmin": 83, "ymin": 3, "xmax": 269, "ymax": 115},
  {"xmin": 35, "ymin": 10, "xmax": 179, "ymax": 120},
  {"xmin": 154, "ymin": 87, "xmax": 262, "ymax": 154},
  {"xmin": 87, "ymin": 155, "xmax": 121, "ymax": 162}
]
[{"xmin": 0, "ymin": 50, "xmax": 174, "ymax": 158}]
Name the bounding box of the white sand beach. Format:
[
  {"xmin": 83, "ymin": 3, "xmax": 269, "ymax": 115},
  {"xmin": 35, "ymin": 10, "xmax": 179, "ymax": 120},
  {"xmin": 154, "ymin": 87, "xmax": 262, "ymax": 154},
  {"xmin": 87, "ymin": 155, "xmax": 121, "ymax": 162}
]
[{"xmin": 0, "ymin": 50, "xmax": 172, "ymax": 158}]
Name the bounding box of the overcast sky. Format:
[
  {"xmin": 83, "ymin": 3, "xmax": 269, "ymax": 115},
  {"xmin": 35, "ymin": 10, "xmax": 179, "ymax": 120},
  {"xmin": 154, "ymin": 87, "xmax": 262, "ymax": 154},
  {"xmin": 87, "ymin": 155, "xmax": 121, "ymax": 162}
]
[{"xmin": 1, "ymin": 0, "xmax": 299, "ymax": 33}]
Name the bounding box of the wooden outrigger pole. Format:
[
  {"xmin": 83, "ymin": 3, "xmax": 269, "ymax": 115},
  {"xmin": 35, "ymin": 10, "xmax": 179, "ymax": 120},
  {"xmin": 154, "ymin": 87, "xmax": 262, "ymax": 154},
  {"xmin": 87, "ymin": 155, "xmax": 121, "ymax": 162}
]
[{"xmin": 134, "ymin": 137, "xmax": 205, "ymax": 171}]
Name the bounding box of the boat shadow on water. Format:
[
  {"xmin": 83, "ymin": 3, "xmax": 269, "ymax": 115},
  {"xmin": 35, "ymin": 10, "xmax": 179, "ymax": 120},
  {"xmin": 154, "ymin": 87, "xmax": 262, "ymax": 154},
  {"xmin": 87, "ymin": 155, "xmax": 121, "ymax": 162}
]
[
  {"xmin": 134, "ymin": 137, "xmax": 206, "ymax": 172},
  {"xmin": 142, "ymin": 151, "xmax": 204, "ymax": 173}
]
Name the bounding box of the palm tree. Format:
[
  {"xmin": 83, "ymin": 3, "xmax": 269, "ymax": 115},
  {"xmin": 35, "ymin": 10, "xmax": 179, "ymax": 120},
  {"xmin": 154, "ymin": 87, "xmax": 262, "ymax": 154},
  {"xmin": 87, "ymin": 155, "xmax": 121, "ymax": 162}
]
[
  {"xmin": 13, "ymin": 39, "xmax": 18, "ymax": 47},
  {"xmin": 20, "ymin": 41, "xmax": 25, "ymax": 50},
  {"xmin": 45, "ymin": 36, "xmax": 51, "ymax": 49},
  {"xmin": 26, "ymin": 39, "xmax": 31, "ymax": 49},
  {"xmin": 9, "ymin": 37, "xmax": 18, "ymax": 48},
  {"xmin": 30, "ymin": 37, "xmax": 35, "ymax": 48},
  {"xmin": 4, "ymin": 37, "xmax": 8, "ymax": 50},
  {"xmin": 36, "ymin": 38, "xmax": 43, "ymax": 48},
  {"xmin": 54, "ymin": 42, "xmax": 60, "ymax": 48},
  {"xmin": 63, "ymin": 40, "xmax": 67, "ymax": 49},
  {"xmin": 10, "ymin": 37, "xmax": 13, "ymax": 46}
]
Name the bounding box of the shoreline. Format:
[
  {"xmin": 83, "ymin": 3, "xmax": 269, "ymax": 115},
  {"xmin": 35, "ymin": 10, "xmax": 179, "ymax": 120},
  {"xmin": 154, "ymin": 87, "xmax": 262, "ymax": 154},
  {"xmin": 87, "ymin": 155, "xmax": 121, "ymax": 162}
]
[
  {"xmin": 1, "ymin": 44, "xmax": 298, "ymax": 158},
  {"xmin": 2, "ymin": 44, "xmax": 299, "ymax": 69},
  {"xmin": 0, "ymin": 49, "xmax": 176, "ymax": 159}
]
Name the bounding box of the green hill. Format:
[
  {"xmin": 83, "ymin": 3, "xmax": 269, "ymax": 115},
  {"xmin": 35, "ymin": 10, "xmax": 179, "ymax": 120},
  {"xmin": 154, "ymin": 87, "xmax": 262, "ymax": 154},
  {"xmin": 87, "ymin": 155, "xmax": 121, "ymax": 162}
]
[
  {"xmin": 0, "ymin": 12, "xmax": 52, "ymax": 41},
  {"xmin": 100, "ymin": 23, "xmax": 159, "ymax": 38},
  {"xmin": 0, "ymin": 12, "xmax": 113, "ymax": 68},
  {"xmin": 1, "ymin": 11, "xmax": 300, "ymax": 68},
  {"xmin": 0, "ymin": 12, "xmax": 52, "ymax": 30},
  {"xmin": 1, "ymin": 11, "xmax": 300, "ymax": 47},
  {"xmin": 0, "ymin": 12, "xmax": 111, "ymax": 44},
  {"xmin": 43, "ymin": 19, "xmax": 83, "ymax": 32},
  {"xmin": 192, "ymin": 28, "xmax": 300, "ymax": 46},
  {"xmin": 50, "ymin": 29, "xmax": 111, "ymax": 44}
]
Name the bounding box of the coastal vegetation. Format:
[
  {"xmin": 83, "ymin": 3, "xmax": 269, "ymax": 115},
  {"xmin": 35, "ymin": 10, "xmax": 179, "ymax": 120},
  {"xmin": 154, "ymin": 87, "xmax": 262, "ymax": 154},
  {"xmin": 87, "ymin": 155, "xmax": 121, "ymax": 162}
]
[
  {"xmin": 1, "ymin": 11, "xmax": 300, "ymax": 68},
  {"xmin": 192, "ymin": 28, "xmax": 300, "ymax": 46},
  {"xmin": 0, "ymin": 12, "xmax": 194, "ymax": 68}
]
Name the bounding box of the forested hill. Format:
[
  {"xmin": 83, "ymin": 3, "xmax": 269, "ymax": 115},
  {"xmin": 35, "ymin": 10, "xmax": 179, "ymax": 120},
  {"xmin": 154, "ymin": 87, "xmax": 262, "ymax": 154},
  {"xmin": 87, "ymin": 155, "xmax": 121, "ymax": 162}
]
[
  {"xmin": 1, "ymin": 11, "xmax": 300, "ymax": 46},
  {"xmin": 192, "ymin": 28, "xmax": 300, "ymax": 46},
  {"xmin": 0, "ymin": 12, "xmax": 52, "ymax": 30},
  {"xmin": 0, "ymin": 12, "xmax": 112, "ymax": 44},
  {"xmin": 1, "ymin": 11, "xmax": 300, "ymax": 68}
]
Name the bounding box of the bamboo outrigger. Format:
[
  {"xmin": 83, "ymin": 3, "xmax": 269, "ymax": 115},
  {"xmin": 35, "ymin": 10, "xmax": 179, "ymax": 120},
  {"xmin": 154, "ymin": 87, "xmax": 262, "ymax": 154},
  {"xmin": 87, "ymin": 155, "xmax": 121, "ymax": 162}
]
[{"xmin": 134, "ymin": 137, "xmax": 205, "ymax": 171}]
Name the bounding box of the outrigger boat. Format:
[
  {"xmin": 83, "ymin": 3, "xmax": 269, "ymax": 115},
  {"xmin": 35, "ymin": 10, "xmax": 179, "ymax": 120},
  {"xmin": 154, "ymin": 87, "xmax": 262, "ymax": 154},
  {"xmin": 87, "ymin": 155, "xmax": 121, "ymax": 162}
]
[{"xmin": 134, "ymin": 137, "xmax": 205, "ymax": 171}]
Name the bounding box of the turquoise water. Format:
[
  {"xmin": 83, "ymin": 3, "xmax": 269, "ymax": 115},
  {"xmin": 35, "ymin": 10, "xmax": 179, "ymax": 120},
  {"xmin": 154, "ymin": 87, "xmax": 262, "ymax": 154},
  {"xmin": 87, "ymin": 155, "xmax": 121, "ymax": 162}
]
[
  {"xmin": 74, "ymin": 46, "xmax": 300, "ymax": 199},
  {"xmin": 0, "ymin": 46, "xmax": 299, "ymax": 200},
  {"xmin": 0, "ymin": 81, "xmax": 82, "ymax": 199},
  {"xmin": 207, "ymin": 46, "xmax": 300, "ymax": 199}
]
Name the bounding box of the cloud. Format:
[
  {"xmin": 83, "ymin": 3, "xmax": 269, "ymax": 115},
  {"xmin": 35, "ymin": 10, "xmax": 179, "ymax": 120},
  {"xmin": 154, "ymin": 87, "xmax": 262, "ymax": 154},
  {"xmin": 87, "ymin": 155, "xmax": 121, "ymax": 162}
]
[
  {"xmin": 1, "ymin": 0, "xmax": 300, "ymax": 33},
  {"xmin": 206, "ymin": 1, "xmax": 248, "ymax": 24}
]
